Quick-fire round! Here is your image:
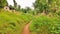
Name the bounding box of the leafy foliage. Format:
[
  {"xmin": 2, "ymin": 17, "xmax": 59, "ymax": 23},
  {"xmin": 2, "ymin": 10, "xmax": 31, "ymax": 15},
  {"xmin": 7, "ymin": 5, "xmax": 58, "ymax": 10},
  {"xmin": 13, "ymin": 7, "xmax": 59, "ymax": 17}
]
[
  {"xmin": 30, "ymin": 16, "xmax": 60, "ymax": 34},
  {"xmin": 0, "ymin": 0, "xmax": 8, "ymax": 8},
  {"xmin": 0, "ymin": 9, "xmax": 33, "ymax": 34},
  {"xmin": 33, "ymin": 0, "xmax": 60, "ymax": 15}
]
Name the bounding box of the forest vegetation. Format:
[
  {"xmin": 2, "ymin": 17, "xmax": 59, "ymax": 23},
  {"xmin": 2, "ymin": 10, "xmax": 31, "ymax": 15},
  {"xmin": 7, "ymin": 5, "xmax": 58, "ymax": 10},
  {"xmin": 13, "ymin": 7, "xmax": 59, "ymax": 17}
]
[{"xmin": 0, "ymin": 0, "xmax": 60, "ymax": 34}]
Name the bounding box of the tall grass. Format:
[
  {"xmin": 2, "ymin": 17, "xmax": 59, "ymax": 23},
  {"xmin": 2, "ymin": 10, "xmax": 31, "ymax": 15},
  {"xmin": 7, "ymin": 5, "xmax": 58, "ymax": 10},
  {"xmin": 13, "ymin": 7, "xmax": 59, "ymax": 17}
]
[
  {"xmin": 30, "ymin": 16, "xmax": 60, "ymax": 34},
  {"xmin": 0, "ymin": 9, "xmax": 33, "ymax": 34}
]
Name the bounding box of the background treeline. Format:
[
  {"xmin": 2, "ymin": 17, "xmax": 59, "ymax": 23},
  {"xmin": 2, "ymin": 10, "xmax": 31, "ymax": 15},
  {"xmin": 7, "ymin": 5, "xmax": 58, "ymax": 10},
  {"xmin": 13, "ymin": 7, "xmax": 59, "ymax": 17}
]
[{"xmin": 0, "ymin": 0, "xmax": 60, "ymax": 16}]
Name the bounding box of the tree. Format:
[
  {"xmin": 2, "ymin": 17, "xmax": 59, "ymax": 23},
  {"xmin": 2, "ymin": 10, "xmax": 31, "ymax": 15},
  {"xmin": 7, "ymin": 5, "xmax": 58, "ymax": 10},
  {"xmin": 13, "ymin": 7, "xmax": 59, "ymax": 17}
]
[
  {"xmin": 33, "ymin": 0, "xmax": 49, "ymax": 14},
  {"xmin": 21, "ymin": 8, "xmax": 27, "ymax": 13},
  {"xmin": 13, "ymin": 0, "xmax": 21, "ymax": 11},
  {"xmin": 33, "ymin": 0, "xmax": 59, "ymax": 15},
  {"xmin": 21, "ymin": 7, "xmax": 31, "ymax": 13},
  {"xmin": 17, "ymin": 5, "xmax": 21, "ymax": 11},
  {"xmin": 13, "ymin": 0, "xmax": 17, "ymax": 8},
  {"xmin": 25, "ymin": 7, "xmax": 31, "ymax": 11},
  {"xmin": 9, "ymin": 5, "xmax": 15, "ymax": 10},
  {"xmin": 0, "ymin": 0, "xmax": 8, "ymax": 8}
]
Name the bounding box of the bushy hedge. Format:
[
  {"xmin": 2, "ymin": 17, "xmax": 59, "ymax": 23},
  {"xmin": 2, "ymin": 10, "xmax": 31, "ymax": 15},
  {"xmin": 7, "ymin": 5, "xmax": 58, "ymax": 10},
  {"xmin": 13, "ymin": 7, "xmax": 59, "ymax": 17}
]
[{"xmin": 30, "ymin": 16, "xmax": 60, "ymax": 34}]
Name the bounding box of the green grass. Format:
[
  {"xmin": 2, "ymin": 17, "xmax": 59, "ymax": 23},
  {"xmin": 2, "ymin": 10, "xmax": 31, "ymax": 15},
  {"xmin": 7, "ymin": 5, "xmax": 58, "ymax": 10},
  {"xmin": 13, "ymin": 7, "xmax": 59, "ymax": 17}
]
[
  {"xmin": 30, "ymin": 16, "xmax": 60, "ymax": 34},
  {"xmin": 0, "ymin": 9, "xmax": 60, "ymax": 34},
  {"xmin": 0, "ymin": 9, "xmax": 33, "ymax": 34}
]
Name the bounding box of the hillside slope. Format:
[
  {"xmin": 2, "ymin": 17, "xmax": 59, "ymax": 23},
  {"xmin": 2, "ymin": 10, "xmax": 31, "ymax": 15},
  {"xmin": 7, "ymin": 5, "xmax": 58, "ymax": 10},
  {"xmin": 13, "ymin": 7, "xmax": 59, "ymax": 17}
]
[{"xmin": 0, "ymin": 9, "xmax": 33, "ymax": 34}]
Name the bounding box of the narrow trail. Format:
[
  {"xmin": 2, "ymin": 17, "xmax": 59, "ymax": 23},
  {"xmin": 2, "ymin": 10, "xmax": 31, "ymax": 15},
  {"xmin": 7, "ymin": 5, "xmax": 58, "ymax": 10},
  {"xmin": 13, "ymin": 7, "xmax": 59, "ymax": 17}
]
[{"xmin": 22, "ymin": 21, "xmax": 32, "ymax": 34}]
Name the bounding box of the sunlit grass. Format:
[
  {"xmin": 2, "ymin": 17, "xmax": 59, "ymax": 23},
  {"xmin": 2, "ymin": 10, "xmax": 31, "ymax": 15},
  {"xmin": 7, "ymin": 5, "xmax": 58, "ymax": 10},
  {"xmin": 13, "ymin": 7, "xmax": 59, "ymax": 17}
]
[{"xmin": 0, "ymin": 9, "xmax": 33, "ymax": 34}]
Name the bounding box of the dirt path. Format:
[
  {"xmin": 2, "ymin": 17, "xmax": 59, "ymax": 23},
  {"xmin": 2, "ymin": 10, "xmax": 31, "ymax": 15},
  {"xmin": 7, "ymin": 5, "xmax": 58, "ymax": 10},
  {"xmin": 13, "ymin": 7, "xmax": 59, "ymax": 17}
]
[{"xmin": 22, "ymin": 21, "xmax": 32, "ymax": 34}]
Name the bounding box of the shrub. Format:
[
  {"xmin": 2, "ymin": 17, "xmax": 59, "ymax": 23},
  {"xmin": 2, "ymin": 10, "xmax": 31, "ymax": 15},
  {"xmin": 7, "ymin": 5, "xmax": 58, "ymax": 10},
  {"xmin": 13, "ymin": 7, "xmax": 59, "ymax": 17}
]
[{"xmin": 30, "ymin": 16, "xmax": 60, "ymax": 34}]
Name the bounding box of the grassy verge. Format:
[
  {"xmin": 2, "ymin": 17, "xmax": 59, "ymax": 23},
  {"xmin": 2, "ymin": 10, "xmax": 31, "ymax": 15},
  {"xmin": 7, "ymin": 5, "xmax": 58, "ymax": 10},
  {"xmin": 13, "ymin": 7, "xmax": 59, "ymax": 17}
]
[
  {"xmin": 0, "ymin": 9, "xmax": 33, "ymax": 34},
  {"xmin": 30, "ymin": 16, "xmax": 60, "ymax": 34}
]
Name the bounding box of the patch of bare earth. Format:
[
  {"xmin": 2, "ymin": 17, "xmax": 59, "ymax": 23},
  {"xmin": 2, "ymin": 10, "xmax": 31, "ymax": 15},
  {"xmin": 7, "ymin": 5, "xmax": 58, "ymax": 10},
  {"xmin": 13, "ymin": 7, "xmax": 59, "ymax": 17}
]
[{"xmin": 22, "ymin": 21, "xmax": 32, "ymax": 34}]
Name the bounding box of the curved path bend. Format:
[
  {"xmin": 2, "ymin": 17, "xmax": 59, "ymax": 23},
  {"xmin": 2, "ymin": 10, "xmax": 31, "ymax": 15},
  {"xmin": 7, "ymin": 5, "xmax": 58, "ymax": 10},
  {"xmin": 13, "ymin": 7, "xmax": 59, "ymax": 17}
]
[{"xmin": 22, "ymin": 21, "xmax": 32, "ymax": 34}]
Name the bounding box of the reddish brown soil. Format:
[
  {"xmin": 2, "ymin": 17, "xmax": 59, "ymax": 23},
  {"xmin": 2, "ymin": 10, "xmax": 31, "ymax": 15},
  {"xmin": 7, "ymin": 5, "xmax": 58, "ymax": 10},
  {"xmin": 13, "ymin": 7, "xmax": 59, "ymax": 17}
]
[{"xmin": 22, "ymin": 21, "xmax": 31, "ymax": 34}]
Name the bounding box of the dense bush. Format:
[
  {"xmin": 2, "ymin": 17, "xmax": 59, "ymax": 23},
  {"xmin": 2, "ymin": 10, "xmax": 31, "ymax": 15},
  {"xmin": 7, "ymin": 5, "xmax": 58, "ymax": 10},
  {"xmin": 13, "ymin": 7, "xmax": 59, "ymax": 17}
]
[
  {"xmin": 30, "ymin": 16, "xmax": 60, "ymax": 34},
  {"xmin": 0, "ymin": 9, "xmax": 33, "ymax": 34}
]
